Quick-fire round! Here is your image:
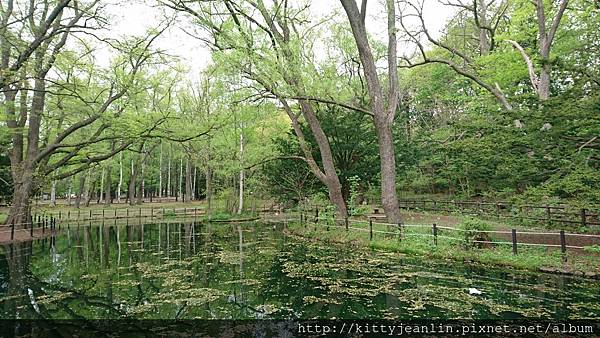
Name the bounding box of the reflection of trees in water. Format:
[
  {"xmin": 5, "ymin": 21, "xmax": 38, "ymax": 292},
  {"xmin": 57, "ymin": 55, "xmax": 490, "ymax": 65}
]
[{"xmin": 2, "ymin": 242, "xmax": 32, "ymax": 319}]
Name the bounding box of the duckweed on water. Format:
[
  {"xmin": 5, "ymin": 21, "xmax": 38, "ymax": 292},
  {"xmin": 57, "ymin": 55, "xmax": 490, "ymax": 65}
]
[{"xmin": 0, "ymin": 221, "xmax": 598, "ymax": 320}]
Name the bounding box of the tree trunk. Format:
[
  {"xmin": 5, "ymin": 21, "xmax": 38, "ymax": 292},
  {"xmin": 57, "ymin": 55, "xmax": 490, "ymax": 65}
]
[
  {"xmin": 159, "ymin": 142, "xmax": 163, "ymax": 198},
  {"xmin": 84, "ymin": 171, "xmax": 93, "ymax": 207},
  {"xmin": 167, "ymin": 147, "xmax": 171, "ymax": 198},
  {"xmin": 205, "ymin": 167, "xmax": 212, "ymax": 218},
  {"xmin": 99, "ymin": 167, "xmax": 105, "ymax": 204},
  {"xmin": 184, "ymin": 156, "xmax": 192, "ymax": 203},
  {"xmin": 117, "ymin": 152, "xmax": 123, "ymax": 203},
  {"xmin": 67, "ymin": 176, "xmax": 72, "ymax": 206},
  {"xmin": 178, "ymin": 157, "xmax": 183, "ymax": 201},
  {"xmin": 237, "ymin": 132, "xmax": 244, "ymax": 215},
  {"xmin": 340, "ymin": 0, "xmax": 402, "ymax": 223},
  {"xmin": 302, "ymin": 101, "xmax": 348, "ymax": 219},
  {"xmin": 50, "ymin": 180, "xmax": 57, "ymax": 207},
  {"xmin": 128, "ymin": 159, "xmax": 137, "ymax": 206},
  {"xmin": 137, "ymin": 147, "xmax": 146, "ymax": 205},
  {"xmin": 192, "ymin": 166, "xmax": 197, "ymax": 200},
  {"xmin": 279, "ymin": 98, "xmax": 348, "ymax": 219},
  {"xmin": 75, "ymin": 172, "xmax": 86, "ymax": 208},
  {"xmin": 477, "ymin": 0, "xmax": 490, "ymax": 55},
  {"xmin": 538, "ymin": 62, "xmax": 551, "ymax": 100},
  {"xmin": 375, "ymin": 120, "xmax": 402, "ymax": 222},
  {"xmin": 136, "ymin": 161, "xmax": 145, "ymax": 205},
  {"xmin": 5, "ymin": 171, "xmax": 34, "ymax": 227},
  {"xmin": 104, "ymin": 163, "xmax": 112, "ymax": 205}
]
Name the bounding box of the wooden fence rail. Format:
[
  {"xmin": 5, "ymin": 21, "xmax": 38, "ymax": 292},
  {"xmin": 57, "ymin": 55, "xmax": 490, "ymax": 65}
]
[
  {"xmin": 294, "ymin": 212, "xmax": 600, "ymax": 262},
  {"xmin": 397, "ymin": 199, "xmax": 600, "ymax": 228},
  {"xmin": 4, "ymin": 206, "xmax": 600, "ymax": 263}
]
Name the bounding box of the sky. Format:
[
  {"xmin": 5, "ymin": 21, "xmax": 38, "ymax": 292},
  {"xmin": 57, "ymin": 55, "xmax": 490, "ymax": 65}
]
[{"xmin": 100, "ymin": 0, "xmax": 455, "ymax": 80}]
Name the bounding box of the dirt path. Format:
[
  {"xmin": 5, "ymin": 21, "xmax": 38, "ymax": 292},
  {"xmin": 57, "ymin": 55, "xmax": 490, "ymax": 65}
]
[{"xmin": 373, "ymin": 210, "xmax": 600, "ymax": 249}]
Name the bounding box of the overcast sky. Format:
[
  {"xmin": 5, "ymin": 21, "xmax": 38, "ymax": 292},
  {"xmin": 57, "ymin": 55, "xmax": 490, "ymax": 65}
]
[{"xmin": 101, "ymin": 0, "xmax": 453, "ymax": 79}]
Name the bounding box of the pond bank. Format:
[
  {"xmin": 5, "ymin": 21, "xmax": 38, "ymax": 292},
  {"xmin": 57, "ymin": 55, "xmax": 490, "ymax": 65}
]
[{"xmin": 285, "ymin": 223, "xmax": 600, "ymax": 279}]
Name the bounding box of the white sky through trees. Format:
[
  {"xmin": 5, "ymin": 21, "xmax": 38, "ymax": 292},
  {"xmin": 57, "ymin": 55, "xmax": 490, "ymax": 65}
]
[{"xmin": 99, "ymin": 0, "xmax": 453, "ymax": 81}]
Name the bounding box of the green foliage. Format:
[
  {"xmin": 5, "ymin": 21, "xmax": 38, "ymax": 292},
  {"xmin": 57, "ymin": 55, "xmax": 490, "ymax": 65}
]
[
  {"xmin": 210, "ymin": 212, "xmax": 233, "ymax": 221},
  {"xmin": 262, "ymin": 103, "xmax": 379, "ymax": 206},
  {"xmin": 458, "ymin": 218, "xmax": 492, "ymax": 247},
  {"xmin": 583, "ymin": 245, "xmax": 600, "ymax": 254},
  {"xmin": 348, "ymin": 176, "xmax": 368, "ymax": 216}
]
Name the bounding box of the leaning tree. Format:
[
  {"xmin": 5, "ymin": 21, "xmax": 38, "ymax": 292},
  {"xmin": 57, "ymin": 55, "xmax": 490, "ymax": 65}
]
[{"xmin": 1, "ymin": 0, "xmax": 166, "ymax": 226}]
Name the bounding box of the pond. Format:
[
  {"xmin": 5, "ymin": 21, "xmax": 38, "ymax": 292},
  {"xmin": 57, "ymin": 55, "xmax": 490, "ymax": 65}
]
[{"xmin": 1, "ymin": 220, "xmax": 599, "ymax": 321}]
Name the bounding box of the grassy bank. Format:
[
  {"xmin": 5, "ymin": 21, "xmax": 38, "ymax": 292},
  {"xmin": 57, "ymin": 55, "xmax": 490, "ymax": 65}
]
[{"xmin": 286, "ymin": 221, "xmax": 600, "ymax": 278}]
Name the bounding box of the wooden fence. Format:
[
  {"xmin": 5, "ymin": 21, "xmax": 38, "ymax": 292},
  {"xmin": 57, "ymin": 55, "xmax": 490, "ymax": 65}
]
[
  {"xmin": 397, "ymin": 199, "xmax": 600, "ymax": 228},
  {"xmin": 1, "ymin": 207, "xmax": 224, "ymax": 243},
  {"xmin": 291, "ymin": 212, "xmax": 600, "ymax": 262}
]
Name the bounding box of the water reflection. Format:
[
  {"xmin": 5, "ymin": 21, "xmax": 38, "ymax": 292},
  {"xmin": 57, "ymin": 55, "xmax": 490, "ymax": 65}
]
[{"xmin": 0, "ymin": 220, "xmax": 598, "ymax": 320}]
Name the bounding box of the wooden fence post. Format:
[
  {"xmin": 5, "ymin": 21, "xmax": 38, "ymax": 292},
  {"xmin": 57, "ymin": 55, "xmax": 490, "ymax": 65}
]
[
  {"xmin": 511, "ymin": 229, "xmax": 517, "ymax": 255},
  {"xmin": 345, "ymin": 217, "xmax": 349, "ymax": 231},
  {"xmin": 89, "ymin": 209, "xmax": 92, "ymax": 219},
  {"xmin": 560, "ymin": 230, "xmax": 567, "ymax": 262},
  {"xmin": 580, "ymin": 209, "xmax": 587, "ymax": 227},
  {"xmin": 369, "ymin": 218, "xmax": 373, "ymax": 241},
  {"xmin": 398, "ymin": 222, "xmax": 402, "ymax": 242},
  {"xmin": 314, "ymin": 208, "xmax": 319, "ymax": 223},
  {"xmin": 127, "ymin": 208, "xmax": 129, "ymax": 218},
  {"xmin": 433, "ymin": 223, "xmax": 437, "ymax": 246},
  {"xmin": 10, "ymin": 219, "xmax": 15, "ymax": 240}
]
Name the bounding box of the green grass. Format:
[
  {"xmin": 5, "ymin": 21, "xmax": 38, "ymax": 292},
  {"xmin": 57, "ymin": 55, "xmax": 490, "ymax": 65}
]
[
  {"xmin": 0, "ymin": 212, "xmax": 6, "ymax": 223},
  {"xmin": 287, "ymin": 221, "xmax": 600, "ymax": 276}
]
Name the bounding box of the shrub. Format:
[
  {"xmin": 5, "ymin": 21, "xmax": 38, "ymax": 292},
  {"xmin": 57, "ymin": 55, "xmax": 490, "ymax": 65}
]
[
  {"xmin": 458, "ymin": 218, "xmax": 492, "ymax": 248},
  {"xmin": 210, "ymin": 212, "xmax": 232, "ymax": 221}
]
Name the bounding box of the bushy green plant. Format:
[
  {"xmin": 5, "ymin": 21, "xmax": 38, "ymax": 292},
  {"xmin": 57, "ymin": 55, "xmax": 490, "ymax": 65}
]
[
  {"xmin": 458, "ymin": 218, "xmax": 492, "ymax": 248},
  {"xmin": 210, "ymin": 212, "xmax": 232, "ymax": 221}
]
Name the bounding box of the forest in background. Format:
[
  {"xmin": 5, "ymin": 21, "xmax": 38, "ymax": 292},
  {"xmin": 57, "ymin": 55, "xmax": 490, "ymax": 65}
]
[{"xmin": 1, "ymin": 0, "xmax": 599, "ymax": 226}]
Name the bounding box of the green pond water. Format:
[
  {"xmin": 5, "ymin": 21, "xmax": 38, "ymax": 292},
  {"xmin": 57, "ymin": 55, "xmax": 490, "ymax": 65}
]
[{"xmin": 0, "ymin": 220, "xmax": 599, "ymax": 320}]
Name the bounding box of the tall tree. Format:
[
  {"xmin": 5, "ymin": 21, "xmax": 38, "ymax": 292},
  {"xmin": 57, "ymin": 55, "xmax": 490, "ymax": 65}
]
[
  {"xmin": 2, "ymin": 10, "xmax": 164, "ymax": 225},
  {"xmin": 506, "ymin": 0, "xmax": 569, "ymax": 100},
  {"xmin": 397, "ymin": 0, "xmax": 513, "ymax": 110},
  {"xmin": 163, "ymin": 0, "xmax": 349, "ymax": 218},
  {"xmin": 339, "ymin": 0, "xmax": 403, "ymax": 223}
]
